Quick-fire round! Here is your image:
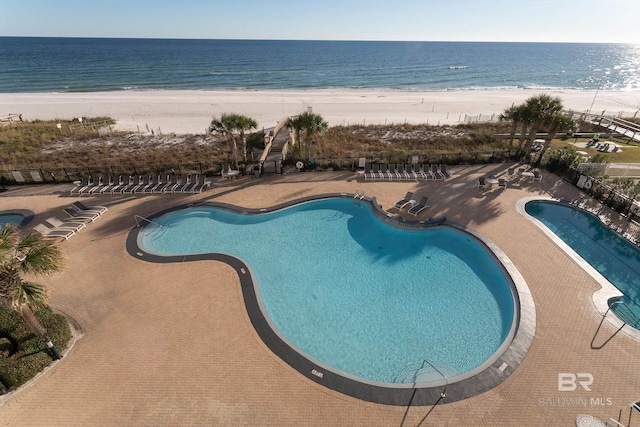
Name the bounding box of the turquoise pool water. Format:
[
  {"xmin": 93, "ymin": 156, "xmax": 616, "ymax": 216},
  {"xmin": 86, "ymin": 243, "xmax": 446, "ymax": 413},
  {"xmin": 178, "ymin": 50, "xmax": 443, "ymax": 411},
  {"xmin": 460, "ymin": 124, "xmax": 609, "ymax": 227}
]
[
  {"xmin": 140, "ymin": 198, "xmax": 516, "ymax": 385},
  {"xmin": 0, "ymin": 214, "xmax": 24, "ymax": 228},
  {"xmin": 525, "ymin": 201, "xmax": 640, "ymax": 325}
]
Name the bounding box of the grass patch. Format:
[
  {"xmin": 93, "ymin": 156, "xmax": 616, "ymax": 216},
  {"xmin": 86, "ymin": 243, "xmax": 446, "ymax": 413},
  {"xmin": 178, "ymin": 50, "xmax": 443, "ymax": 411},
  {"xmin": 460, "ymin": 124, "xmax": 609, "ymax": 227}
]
[{"xmin": 0, "ymin": 306, "xmax": 71, "ymax": 390}]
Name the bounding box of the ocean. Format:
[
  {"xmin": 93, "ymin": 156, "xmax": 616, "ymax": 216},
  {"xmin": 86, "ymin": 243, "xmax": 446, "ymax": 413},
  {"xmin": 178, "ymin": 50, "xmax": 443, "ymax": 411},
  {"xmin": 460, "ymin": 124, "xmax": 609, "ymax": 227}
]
[{"xmin": 0, "ymin": 37, "xmax": 638, "ymax": 93}]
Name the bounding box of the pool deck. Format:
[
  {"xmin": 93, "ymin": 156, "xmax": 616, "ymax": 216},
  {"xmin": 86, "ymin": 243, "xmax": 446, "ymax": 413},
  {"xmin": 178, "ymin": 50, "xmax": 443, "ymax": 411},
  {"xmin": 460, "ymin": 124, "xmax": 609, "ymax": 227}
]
[{"xmin": 1, "ymin": 163, "xmax": 639, "ymax": 426}]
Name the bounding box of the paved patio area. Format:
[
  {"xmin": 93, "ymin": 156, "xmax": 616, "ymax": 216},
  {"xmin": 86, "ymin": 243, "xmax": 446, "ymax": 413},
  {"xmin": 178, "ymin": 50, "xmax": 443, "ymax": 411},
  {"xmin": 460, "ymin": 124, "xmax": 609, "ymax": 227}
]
[{"xmin": 1, "ymin": 163, "xmax": 639, "ymax": 426}]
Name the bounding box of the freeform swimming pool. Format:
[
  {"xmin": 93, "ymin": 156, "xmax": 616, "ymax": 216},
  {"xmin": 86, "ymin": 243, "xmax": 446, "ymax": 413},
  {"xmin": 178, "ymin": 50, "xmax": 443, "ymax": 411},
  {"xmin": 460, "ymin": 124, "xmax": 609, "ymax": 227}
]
[
  {"xmin": 130, "ymin": 195, "xmax": 533, "ymax": 404},
  {"xmin": 524, "ymin": 200, "xmax": 640, "ymax": 327}
]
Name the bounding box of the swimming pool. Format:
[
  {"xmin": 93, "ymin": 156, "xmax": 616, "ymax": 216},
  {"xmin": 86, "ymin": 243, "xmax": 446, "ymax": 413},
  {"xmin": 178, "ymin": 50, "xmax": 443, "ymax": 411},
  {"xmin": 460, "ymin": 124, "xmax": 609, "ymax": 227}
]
[
  {"xmin": 524, "ymin": 200, "xmax": 640, "ymax": 327},
  {"xmin": 0, "ymin": 210, "xmax": 34, "ymax": 229},
  {"xmin": 130, "ymin": 195, "xmax": 532, "ymax": 404}
]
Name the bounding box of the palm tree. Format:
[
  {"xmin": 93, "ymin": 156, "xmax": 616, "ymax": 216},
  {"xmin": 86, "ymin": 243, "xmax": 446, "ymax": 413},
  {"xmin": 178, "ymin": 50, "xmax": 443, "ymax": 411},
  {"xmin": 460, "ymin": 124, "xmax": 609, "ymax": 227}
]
[
  {"xmin": 500, "ymin": 104, "xmax": 527, "ymax": 150},
  {"xmin": 534, "ymin": 113, "xmax": 576, "ymax": 165},
  {"xmin": 523, "ymin": 94, "xmax": 564, "ymax": 155},
  {"xmin": 0, "ymin": 226, "xmax": 63, "ymax": 335},
  {"xmin": 209, "ymin": 113, "xmax": 257, "ymax": 169},
  {"xmin": 287, "ymin": 112, "xmax": 328, "ymax": 159}
]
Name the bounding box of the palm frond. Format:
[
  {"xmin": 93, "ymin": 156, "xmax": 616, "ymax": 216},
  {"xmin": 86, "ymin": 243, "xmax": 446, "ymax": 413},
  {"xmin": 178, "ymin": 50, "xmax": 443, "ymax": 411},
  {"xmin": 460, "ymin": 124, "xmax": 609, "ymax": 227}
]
[
  {"xmin": 17, "ymin": 232, "xmax": 64, "ymax": 275},
  {"xmin": 12, "ymin": 280, "xmax": 49, "ymax": 309},
  {"xmin": 0, "ymin": 225, "xmax": 19, "ymax": 256}
]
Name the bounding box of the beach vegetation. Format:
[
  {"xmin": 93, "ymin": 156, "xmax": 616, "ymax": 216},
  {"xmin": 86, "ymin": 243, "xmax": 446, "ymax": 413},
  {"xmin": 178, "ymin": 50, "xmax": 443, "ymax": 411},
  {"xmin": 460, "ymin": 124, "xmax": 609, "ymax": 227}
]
[
  {"xmin": 502, "ymin": 94, "xmax": 575, "ymax": 157},
  {"xmin": 287, "ymin": 112, "xmax": 328, "ymax": 160},
  {"xmin": 209, "ymin": 113, "xmax": 258, "ymax": 169},
  {"xmin": 2, "ymin": 115, "xmax": 640, "ymax": 179}
]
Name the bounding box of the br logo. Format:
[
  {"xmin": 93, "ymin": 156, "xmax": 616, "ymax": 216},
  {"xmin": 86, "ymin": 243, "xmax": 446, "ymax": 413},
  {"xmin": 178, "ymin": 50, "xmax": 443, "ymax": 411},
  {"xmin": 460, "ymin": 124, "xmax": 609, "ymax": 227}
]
[{"xmin": 558, "ymin": 373, "xmax": 593, "ymax": 391}]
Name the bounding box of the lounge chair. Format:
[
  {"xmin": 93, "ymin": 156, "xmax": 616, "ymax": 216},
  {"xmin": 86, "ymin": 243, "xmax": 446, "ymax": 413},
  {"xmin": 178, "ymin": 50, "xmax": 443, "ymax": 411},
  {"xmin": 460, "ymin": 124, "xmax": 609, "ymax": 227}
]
[
  {"xmin": 363, "ymin": 164, "xmax": 372, "ymax": 180},
  {"xmin": 409, "ymin": 164, "xmax": 420, "ymax": 180},
  {"xmin": 370, "ymin": 164, "xmax": 379, "ymax": 181},
  {"xmin": 431, "ymin": 164, "xmax": 444, "ymax": 180},
  {"xmin": 386, "ymin": 164, "xmax": 398, "ymax": 180},
  {"xmin": 420, "ymin": 164, "xmax": 434, "ymax": 180},
  {"xmin": 385, "ymin": 164, "xmax": 395, "ymax": 181},
  {"xmin": 33, "ymin": 223, "xmax": 75, "ymax": 240},
  {"xmin": 175, "ymin": 174, "xmax": 193, "ymax": 193},
  {"xmin": 124, "ymin": 175, "xmax": 145, "ymax": 194},
  {"xmin": 87, "ymin": 176, "xmax": 106, "ymax": 194},
  {"xmin": 78, "ymin": 176, "xmax": 98, "ymax": 195},
  {"xmin": 135, "ymin": 175, "xmax": 154, "ymax": 193},
  {"xmin": 157, "ymin": 175, "xmax": 175, "ymax": 193},
  {"xmin": 108, "ymin": 176, "xmax": 126, "ymax": 194},
  {"xmin": 402, "ymin": 164, "xmax": 412, "ymax": 180},
  {"xmin": 45, "ymin": 217, "xmax": 86, "ymax": 232},
  {"xmin": 114, "ymin": 175, "xmax": 135, "ymax": 194},
  {"xmin": 191, "ymin": 177, "xmax": 211, "ymax": 193},
  {"xmin": 167, "ymin": 175, "xmax": 183, "ymax": 193},
  {"xmin": 439, "ymin": 164, "xmax": 451, "ymax": 179},
  {"xmin": 408, "ymin": 196, "xmax": 430, "ymax": 216},
  {"xmin": 143, "ymin": 175, "xmax": 161, "ymax": 193},
  {"xmin": 63, "ymin": 208, "xmax": 100, "ymax": 222},
  {"xmin": 99, "ymin": 176, "xmax": 116, "ymax": 194},
  {"xmin": 149, "ymin": 175, "xmax": 167, "ymax": 193},
  {"xmin": 378, "ymin": 164, "xmax": 387, "ymax": 180},
  {"xmin": 70, "ymin": 176, "xmax": 91, "ymax": 195},
  {"xmin": 72, "ymin": 201, "xmax": 107, "ymax": 215},
  {"xmin": 181, "ymin": 175, "xmax": 199, "ymax": 193},
  {"xmin": 394, "ymin": 191, "xmax": 415, "ymax": 209}
]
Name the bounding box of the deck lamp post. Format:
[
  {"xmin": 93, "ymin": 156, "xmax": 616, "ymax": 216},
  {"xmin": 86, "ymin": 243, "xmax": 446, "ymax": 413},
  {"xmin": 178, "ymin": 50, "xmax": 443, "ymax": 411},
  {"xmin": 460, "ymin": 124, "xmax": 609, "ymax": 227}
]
[{"xmin": 45, "ymin": 337, "xmax": 62, "ymax": 360}]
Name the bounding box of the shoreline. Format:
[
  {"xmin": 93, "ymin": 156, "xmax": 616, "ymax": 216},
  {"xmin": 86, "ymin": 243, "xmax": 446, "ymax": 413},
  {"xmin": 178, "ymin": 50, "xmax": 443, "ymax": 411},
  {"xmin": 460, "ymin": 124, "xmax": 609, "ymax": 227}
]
[{"xmin": 1, "ymin": 88, "xmax": 639, "ymax": 135}]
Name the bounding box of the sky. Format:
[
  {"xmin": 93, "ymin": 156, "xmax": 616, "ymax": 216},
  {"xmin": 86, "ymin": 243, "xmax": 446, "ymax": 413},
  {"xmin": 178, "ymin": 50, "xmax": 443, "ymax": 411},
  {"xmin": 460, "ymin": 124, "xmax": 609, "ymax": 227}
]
[{"xmin": 1, "ymin": 0, "xmax": 639, "ymax": 43}]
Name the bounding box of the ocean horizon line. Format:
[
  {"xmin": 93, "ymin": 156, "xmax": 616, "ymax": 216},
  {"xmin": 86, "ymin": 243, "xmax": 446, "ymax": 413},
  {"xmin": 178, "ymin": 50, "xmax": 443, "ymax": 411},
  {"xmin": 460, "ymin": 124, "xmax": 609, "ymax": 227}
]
[{"xmin": 0, "ymin": 35, "xmax": 635, "ymax": 46}]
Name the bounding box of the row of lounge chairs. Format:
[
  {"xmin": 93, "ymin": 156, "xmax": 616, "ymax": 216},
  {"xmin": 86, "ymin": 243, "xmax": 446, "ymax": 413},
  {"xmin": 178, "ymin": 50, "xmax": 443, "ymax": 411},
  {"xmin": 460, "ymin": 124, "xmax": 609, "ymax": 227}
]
[
  {"xmin": 364, "ymin": 164, "xmax": 451, "ymax": 181},
  {"xmin": 393, "ymin": 191, "xmax": 430, "ymax": 216},
  {"xmin": 70, "ymin": 174, "xmax": 210, "ymax": 195},
  {"xmin": 33, "ymin": 201, "xmax": 108, "ymax": 241}
]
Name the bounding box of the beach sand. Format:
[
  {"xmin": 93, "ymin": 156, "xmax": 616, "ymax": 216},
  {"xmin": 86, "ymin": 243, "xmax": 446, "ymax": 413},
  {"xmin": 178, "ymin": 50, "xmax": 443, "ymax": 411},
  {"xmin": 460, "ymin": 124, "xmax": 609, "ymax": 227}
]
[{"xmin": 1, "ymin": 89, "xmax": 639, "ymax": 135}]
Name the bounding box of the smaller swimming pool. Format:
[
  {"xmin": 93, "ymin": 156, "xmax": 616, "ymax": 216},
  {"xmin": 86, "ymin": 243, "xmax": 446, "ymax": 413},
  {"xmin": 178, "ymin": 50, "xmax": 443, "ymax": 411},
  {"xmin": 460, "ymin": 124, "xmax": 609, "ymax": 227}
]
[
  {"xmin": 524, "ymin": 200, "xmax": 640, "ymax": 327},
  {"xmin": 0, "ymin": 210, "xmax": 34, "ymax": 229}
]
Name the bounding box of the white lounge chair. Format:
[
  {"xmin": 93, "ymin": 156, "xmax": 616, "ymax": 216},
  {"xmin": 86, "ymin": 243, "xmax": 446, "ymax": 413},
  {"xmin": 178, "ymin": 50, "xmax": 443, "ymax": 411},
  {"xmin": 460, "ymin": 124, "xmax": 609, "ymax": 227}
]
[
  {"xmin": 394, "ymin": 192, "xmax": 415, "ymax": 209},
  {"xmin": 72, "ymin": 201, "xmax": 107, "ymax": 215},
  {"xmin": 33, "ymin": 223, "xmax": 75, "ymax": 240},
  {"xmin": 45, "ymin": 217, "xmax": 86, "ymax": 232},
  {"xmin": 63, "ymin": 208, "xmax": 100, "ymax": 222},
  {"xmin": 408, "ymin": 196, "xmax": 430, "ymax": 216}
]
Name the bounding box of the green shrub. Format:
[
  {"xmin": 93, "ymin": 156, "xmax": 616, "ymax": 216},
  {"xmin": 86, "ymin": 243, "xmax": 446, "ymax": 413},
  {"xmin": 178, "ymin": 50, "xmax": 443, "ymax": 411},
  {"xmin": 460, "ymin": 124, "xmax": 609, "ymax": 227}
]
[{"xmin": 0, "ymin": 306, "xmax": 71, "ymax": 389}]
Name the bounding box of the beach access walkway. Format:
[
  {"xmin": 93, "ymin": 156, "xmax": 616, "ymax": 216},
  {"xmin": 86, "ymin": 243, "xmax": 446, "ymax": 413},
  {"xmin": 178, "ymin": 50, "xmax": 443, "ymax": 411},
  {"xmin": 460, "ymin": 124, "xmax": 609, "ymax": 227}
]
[
  {"xmin": 261, "ymin": 123, "xmax": 291, "ymax": 174},
  {"xmin": 567, "ymin": 111, "xmax": 640, "ymax": 142}
]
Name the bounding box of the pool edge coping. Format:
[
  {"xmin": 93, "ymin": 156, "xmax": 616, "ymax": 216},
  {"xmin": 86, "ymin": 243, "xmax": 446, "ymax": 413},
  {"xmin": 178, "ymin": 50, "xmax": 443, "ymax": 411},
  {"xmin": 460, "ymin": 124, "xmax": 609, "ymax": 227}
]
[
  {"xmin": 516, "ymin": 196, "xmax": 640, "ymax": 342},
  {"xmin": 125, "ymin": 193, "xmax": 536, "ymax": 406}
]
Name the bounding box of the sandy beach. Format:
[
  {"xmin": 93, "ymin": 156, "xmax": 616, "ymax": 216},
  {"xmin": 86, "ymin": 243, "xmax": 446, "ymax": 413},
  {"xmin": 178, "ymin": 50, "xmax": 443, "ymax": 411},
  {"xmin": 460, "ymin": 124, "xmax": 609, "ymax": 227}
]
[{"xmin": 1, "ymin": 89, "xmax": 639, "ymax": 135}]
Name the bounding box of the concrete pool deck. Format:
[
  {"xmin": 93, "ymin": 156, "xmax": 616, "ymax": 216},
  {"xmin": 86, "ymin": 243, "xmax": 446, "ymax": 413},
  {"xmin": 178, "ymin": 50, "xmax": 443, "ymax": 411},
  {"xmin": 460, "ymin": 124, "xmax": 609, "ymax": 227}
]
[{"xmin": 1, "ymin": 163, "xmax": 639, "ymax": 426}]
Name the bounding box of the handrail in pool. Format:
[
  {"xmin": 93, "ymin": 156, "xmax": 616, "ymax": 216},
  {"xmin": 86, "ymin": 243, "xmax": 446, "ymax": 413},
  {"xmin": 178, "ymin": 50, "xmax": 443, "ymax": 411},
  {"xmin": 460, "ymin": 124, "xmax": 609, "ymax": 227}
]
[
  {"xmin": 413, "ymin": 359, "xmax": 448, "ymax": 398},
  {"xmin": 134, "ymin": 215, "xmax": 164, "ymax": 229},
  {"xmin": 606, "ymin": 299, "xmax": 640, "ymax": 329}
]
